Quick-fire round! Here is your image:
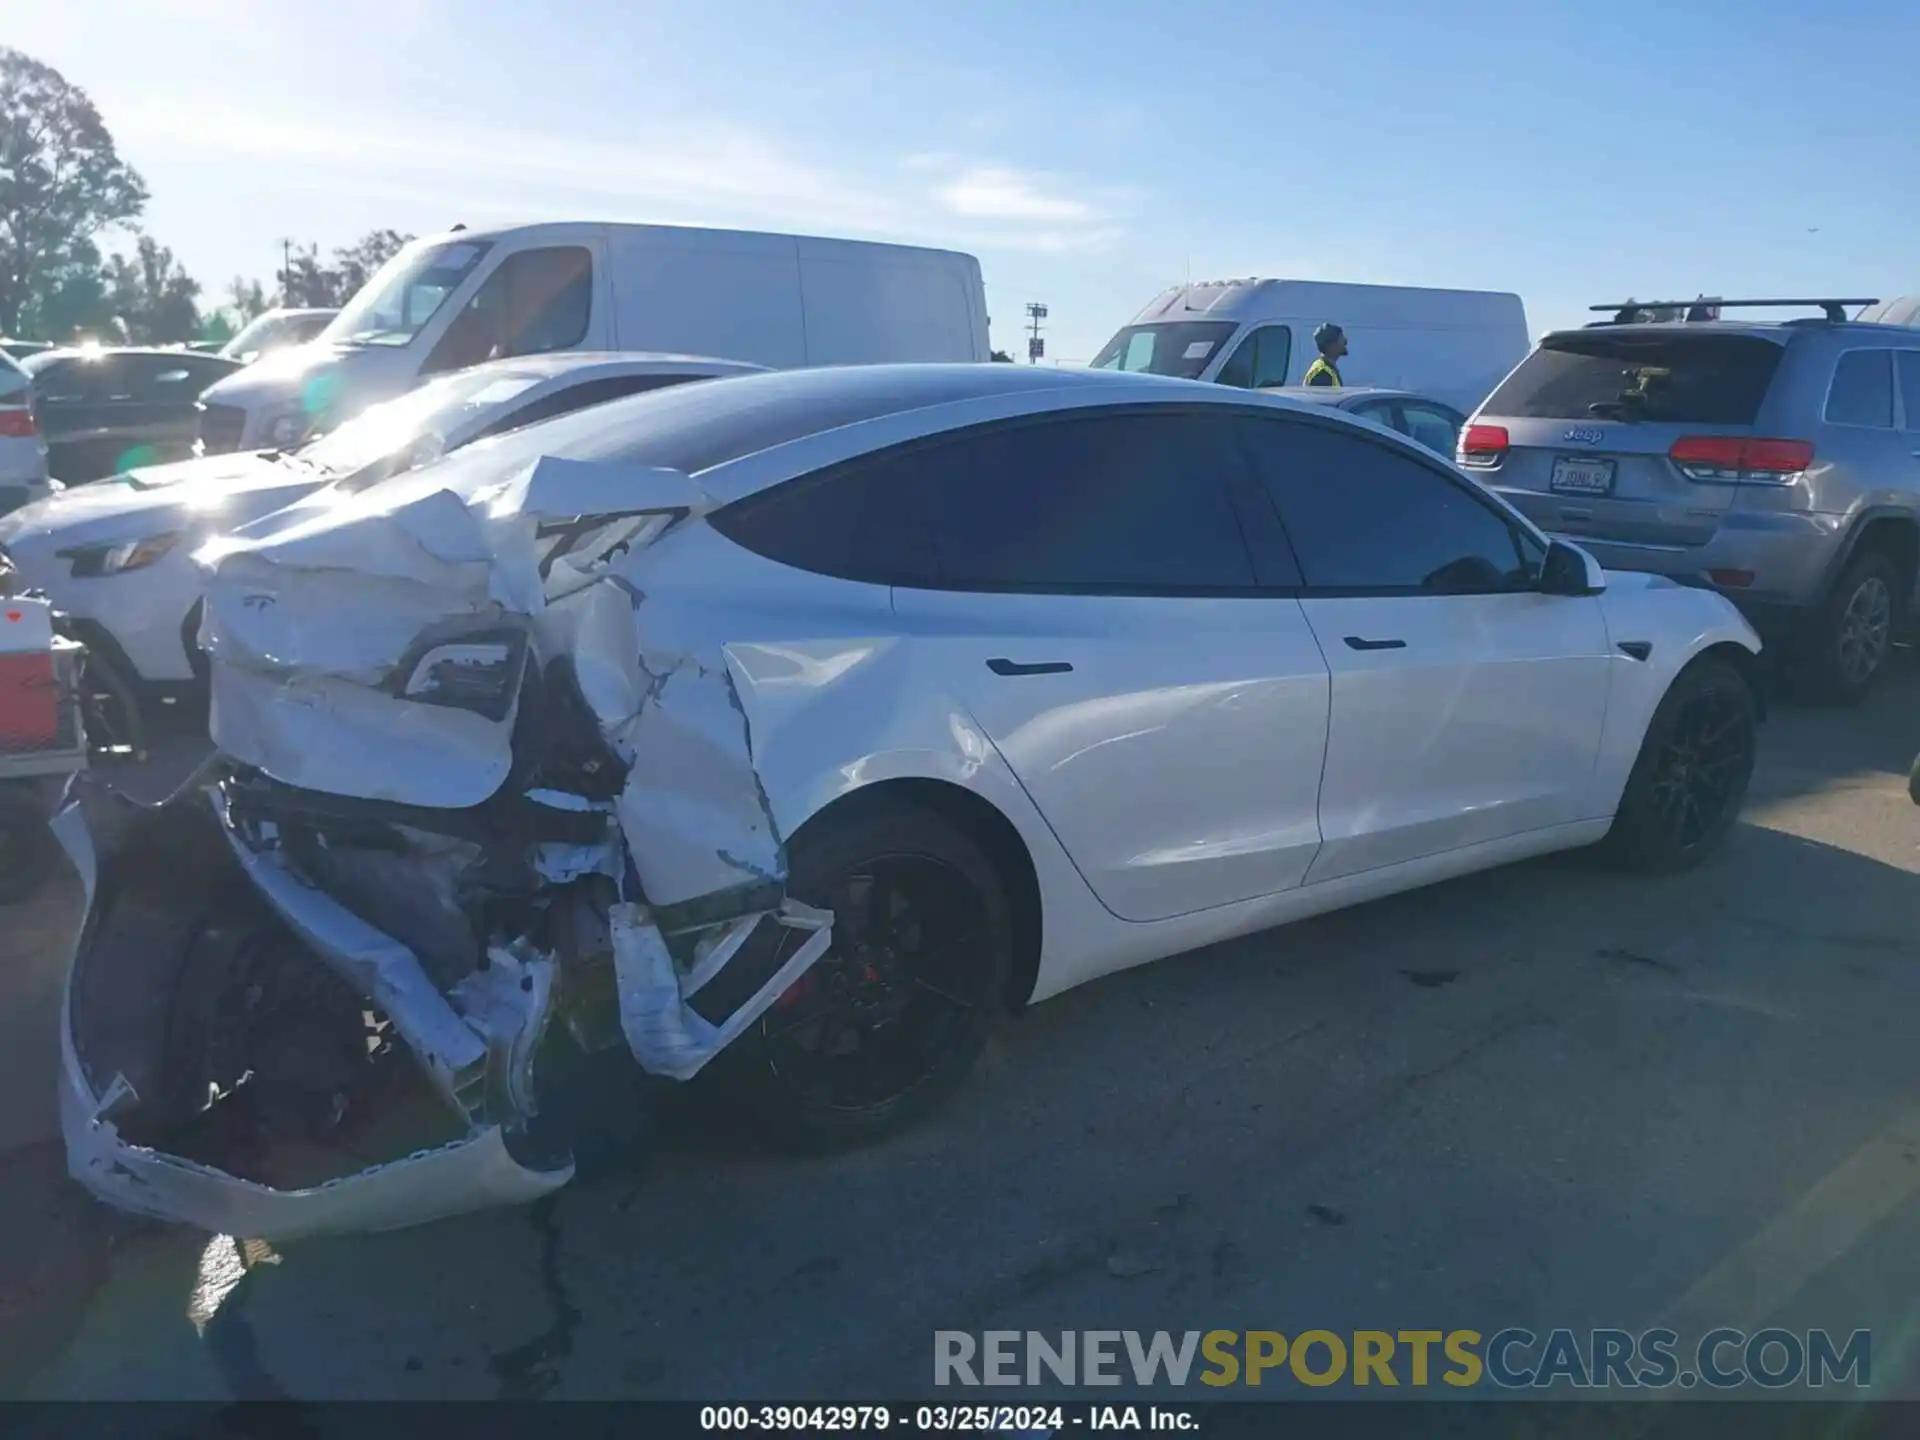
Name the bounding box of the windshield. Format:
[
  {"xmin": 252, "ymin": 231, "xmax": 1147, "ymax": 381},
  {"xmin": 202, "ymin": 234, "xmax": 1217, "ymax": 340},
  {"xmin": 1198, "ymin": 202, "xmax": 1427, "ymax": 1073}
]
[
  {"xmin": 320, "ymin": 240, "xmax": 493, "ymax": 349},
  {"xmin": 299, "ymin": 368, "xmax": 544, "ymax": 477},
  {"xmin": 219, "ymin": 313, "xmax": 292, "ymax": 361},
  {"xmin": 1483, "ymin": 333, "xmax": 1786, "ymax": 425},
  {"xmin": 1089, "ymin": 321, "xmax": 1238, "ymax": 380}
]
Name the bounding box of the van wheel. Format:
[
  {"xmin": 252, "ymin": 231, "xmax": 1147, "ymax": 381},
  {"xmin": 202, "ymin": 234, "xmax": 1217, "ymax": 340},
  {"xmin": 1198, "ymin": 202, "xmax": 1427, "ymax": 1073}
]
[
  {"xmin": 1795, "ymin": 550, "xmax": 1900, "ymax": 706},
  {"xmin": 715, "ymin": 801, "xmax": 1011, "ymax": 1151},
  {"xmin": 1600, "ymin": 657, "xmax": 1757, "ymax": 873}
]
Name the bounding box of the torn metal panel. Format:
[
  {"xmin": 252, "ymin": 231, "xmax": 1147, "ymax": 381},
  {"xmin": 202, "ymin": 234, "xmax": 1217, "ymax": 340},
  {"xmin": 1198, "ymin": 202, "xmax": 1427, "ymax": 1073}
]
[
  {"xmin": 213, "ymin": 800, "xmax": 491, "ymax": 1116},
  {"xmin": 613, "ymin": 899, "xmax": 832, "ymax": 1081},
  {"xmin": 608, "ymin": 661, "xmax": 786, "ymax": 909}
]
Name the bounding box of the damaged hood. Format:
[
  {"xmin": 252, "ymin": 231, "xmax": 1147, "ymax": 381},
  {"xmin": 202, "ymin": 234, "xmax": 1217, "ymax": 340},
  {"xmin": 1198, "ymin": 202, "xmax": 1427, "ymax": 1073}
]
[{"xmin": 0, "ymin": 453, "xmax": 324, "ymax": 559}]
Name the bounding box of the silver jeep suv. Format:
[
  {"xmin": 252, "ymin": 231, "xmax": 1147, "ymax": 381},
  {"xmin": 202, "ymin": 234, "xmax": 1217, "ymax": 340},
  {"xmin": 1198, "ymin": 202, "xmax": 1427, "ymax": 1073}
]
[{"xmin": 1463, "ymin": 297, "xmax": 1918, "ymax": 703}]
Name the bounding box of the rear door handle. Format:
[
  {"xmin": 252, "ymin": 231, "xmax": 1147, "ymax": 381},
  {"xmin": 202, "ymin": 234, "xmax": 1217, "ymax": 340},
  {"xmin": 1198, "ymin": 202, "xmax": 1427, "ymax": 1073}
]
[
  {"xmin": 987, "ymin": 658, "xmax": 1073, "ymax": 677},
  {"xmin": 1343, "ymin": 636, "xmax": 1406, "ymax": 651}
]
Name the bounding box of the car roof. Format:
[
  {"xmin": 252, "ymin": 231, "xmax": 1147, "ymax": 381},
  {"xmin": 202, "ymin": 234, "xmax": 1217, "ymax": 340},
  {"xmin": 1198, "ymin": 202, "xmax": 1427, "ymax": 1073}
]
[
  {"xmin": 1259, "ymin": 385, "xmax": 1450, "ymax": 407},
  {"xmin": 401, "ymin": 361, "xmax": 1408, "ymax": 510},
  {"xmin": 28, "ymin": 346, "xmax": 238, "ymax": 362},
  {"xmin": 1541, "ymin": 319, "xmax": 1920, "ymax": 346},
  {"xmin": 460, "ymin": 350, "xmax": 771, "ymax": 383}
]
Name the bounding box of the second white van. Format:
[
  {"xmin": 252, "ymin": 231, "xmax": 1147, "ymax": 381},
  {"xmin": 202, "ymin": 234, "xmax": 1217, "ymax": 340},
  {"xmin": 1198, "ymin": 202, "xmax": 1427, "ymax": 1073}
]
[
  {"xmin": 1091, "ymin": 278, "xmax": 1529, "ymax": 415},
  {"xmin": 197, "ymin": 222, "xmax": 992, "ymax": 452}
]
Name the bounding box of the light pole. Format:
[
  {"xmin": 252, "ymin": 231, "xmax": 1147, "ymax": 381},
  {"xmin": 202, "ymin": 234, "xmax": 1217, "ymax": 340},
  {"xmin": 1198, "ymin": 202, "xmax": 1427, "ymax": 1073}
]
[{"xmin": 1025, "ymin": 302, "xmax": 1048, "ymax": 364}]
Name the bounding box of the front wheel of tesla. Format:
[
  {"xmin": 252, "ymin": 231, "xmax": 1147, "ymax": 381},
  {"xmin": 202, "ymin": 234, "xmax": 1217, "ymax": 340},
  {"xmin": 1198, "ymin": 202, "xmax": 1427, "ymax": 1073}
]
[
  {"xmin": 1600, "ymin": 656, "xmax": 1758, "ymax": 874},
  {"xmin": 716, "ymin": 799, "xmax": 1012, "ymax": 1152}
]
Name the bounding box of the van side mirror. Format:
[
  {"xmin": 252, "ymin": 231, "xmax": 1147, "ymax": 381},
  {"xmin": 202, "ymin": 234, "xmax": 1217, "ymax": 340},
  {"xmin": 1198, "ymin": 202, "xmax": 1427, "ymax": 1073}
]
[{"xmin": 1539, "ymin": 539, "xmax": 1605, "ymax": 596}]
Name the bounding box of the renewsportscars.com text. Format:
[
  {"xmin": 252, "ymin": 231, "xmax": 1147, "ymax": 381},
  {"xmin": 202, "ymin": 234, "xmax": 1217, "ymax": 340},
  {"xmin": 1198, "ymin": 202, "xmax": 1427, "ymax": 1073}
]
[{"xmin": 933, "ymin": 1328, "xmax": 1871, "ymax": 1390}]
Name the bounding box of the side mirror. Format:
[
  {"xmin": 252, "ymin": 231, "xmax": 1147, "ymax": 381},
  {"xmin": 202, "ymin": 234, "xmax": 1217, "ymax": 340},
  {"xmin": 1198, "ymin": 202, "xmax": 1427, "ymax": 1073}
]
[{"xmin": 1538, "ymin": 539, "xmax": 1605, "ymax": 597}]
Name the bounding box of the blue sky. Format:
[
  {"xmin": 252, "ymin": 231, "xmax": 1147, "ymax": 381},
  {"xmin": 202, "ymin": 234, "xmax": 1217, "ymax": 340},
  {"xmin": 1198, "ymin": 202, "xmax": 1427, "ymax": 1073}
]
[{"xmin": 13, "ymin": 0, "xmax": 1920, "ymax": 358}]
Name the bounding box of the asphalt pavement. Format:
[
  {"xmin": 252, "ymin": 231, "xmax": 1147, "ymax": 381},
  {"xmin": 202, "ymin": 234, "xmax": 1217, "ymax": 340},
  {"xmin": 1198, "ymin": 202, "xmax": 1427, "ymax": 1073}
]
[{"xmin": 8, "ymin": 652, "xmax": 1920, "ymax": 1407}]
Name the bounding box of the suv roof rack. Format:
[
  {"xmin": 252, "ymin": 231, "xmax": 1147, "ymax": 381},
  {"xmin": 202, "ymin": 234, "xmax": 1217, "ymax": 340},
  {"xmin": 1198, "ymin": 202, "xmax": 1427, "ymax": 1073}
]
[{"xmin": 1589, "ymin": 297, "xmax": 1879, "ymax": 325}]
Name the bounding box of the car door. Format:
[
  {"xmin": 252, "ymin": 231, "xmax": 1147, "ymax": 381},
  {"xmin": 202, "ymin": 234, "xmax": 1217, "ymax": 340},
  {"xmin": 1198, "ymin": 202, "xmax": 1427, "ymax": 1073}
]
[
  {"xmin": 30, "ymin": 356, "xmax": 118, "ymax": 481},
  {"xmin": 1240, "ymin": 413, "xmax": 1613, "ymax": 883},
  {"xmin": 874, "ymin": 406, "xmax": 1333, "ymax": 922}
]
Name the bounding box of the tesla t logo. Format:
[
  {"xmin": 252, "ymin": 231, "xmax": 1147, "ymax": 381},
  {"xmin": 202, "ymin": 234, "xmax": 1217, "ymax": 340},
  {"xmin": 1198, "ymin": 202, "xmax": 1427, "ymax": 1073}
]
[{"xmin": 1562, "ymin": 426, "xmax": 1606, "ymax": 444}]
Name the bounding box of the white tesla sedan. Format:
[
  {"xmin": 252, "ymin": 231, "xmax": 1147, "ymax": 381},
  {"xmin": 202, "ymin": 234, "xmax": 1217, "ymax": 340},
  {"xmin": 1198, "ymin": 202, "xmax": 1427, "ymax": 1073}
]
[{"xmin": 60, "ymin": 363, "xmax": 1762, "ymax": 1237}]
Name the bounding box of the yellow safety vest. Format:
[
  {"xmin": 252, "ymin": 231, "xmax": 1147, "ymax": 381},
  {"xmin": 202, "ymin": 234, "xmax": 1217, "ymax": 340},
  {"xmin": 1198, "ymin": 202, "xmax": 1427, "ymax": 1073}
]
[{"xmin": 1302, "ymin": 357, "xmax": 1342, "ymax": 388}]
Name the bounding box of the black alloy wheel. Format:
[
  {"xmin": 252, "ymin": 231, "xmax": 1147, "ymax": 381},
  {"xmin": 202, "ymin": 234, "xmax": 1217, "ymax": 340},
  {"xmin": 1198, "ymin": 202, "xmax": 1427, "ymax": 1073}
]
[{"xmin": 719, "ymin": 802, "xmax": 1012, "ymax": 1149}]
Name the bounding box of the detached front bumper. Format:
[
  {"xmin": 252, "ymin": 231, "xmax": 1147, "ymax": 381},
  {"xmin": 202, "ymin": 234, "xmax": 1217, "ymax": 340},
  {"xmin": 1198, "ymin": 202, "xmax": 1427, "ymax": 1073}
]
[{"xmin": 52, "ymin": 802, "xmax": 571, "ymax": 1242}]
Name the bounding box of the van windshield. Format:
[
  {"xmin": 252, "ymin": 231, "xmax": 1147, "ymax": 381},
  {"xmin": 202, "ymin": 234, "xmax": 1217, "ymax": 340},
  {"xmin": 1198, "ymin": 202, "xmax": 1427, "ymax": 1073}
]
[
  {"xmin": 322, "ymin": 240, "xmax": 494, "ymax": 349},
  {"xmin": 1089, "ymin": 322, "xmax": 1238, "ymax": 380},
  {"xmin": 1483, "ymin": 332, "xmax": 1786, "ymax": 425}
]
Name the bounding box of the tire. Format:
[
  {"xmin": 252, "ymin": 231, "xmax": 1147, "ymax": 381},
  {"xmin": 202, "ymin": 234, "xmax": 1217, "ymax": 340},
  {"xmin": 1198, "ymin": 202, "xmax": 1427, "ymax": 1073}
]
[
  {"xmin": 1793, "ymin": 549, "xmax": 1901, "ymax": 706},
  {"xmin": 715, "ymin": 799, "xmax": 1012, "ymax": 1151},
  {"xmin": 1599, "ymin": 656, "xmax": 1757, "ymax": 873}
]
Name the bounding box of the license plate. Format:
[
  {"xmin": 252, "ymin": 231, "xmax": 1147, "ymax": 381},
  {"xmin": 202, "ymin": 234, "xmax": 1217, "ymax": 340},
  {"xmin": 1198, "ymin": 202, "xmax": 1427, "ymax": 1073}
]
[{"xmin": 1550, "ymin": 456, "xmax": 1615, "ymax": 495}]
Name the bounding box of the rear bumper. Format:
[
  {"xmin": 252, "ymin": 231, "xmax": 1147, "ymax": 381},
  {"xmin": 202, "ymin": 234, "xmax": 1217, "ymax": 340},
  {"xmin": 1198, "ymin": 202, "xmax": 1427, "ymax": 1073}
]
[{"xmin": 1547, "ymin": 509, "xmax": 1844, "ymax": 614}]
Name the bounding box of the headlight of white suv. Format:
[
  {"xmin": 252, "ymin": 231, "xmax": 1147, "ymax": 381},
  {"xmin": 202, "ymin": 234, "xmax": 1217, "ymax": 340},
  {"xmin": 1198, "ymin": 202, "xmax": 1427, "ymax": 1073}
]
[{"xmin": 57, "ymin": 531, "xmax": 184, "ymax": 578}]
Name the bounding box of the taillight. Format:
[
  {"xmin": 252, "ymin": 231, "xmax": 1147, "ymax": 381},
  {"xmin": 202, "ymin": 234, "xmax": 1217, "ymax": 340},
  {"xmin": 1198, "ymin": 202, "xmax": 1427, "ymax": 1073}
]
[
  {"xmin": 1669, "ymin": 435, "xmax": 1813, "ymax": 484},
  {"xmin": 0, "ymin": 407, "xmax": 35, "ymax": 439},
  {"xmin": 1460, "ymin": 424, "xmax": 1509, "ymax": 464}
]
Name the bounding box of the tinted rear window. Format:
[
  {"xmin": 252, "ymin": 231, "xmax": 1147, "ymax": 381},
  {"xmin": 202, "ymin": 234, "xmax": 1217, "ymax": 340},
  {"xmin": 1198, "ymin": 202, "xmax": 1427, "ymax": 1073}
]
[{"xmin": 1482, "ymin": 333, "xmax": 1785, "ymax": 425}]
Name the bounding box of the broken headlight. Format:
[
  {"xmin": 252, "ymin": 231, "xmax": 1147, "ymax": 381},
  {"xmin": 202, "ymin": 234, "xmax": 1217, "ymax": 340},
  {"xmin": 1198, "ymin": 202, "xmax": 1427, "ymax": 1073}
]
[
  {"xmin": 396, "ymin": 629, "xmax": 529, "ymax": 722},
  {"xmin": 58, "ymin": 531, "xmax": 183, "ymax": 577}
]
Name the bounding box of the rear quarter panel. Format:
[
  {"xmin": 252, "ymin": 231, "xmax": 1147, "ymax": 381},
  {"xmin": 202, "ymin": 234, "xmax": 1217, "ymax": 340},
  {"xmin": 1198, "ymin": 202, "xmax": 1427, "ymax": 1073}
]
[{"xmin": 632, "ymin": 526, "xmax": 1118, "ymax": 1002}]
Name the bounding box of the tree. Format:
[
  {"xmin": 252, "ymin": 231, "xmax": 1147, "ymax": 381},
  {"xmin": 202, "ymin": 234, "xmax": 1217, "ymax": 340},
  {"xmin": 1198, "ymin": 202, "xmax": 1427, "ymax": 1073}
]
[
  {"xmin": 0, "ymin": 47, "xmax": 147, "ymax": 336},
  {"xmin": 227, "ymin": 275, "xmax": 268, "ymax": 324},
  {"xmin": 102, "ymin": 234, "xmax": 199, "ymax": 343},
  {"xmin": 276, "ymin": 229, "xmax": 414, "ymax": 308},
  {"xmin": 327, "ymin": 228, "xmax": 409, "ymax": 300}
]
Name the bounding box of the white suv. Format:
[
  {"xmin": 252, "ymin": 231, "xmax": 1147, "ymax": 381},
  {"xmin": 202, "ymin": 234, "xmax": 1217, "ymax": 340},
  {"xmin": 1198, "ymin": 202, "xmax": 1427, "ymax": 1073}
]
[{"xmin": 0, "ymin": 349, "xmax": 52, "ymax": 518}]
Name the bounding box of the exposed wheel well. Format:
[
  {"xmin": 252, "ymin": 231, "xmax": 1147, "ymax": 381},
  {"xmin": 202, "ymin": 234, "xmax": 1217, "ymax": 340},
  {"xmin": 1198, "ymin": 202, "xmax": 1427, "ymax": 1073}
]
[
  {"xmin": 1694, "ymin": 640, "xmax": 1767, "ymax": 722},
  {"xmin": 1844, "ymin": 517, "xmax": 1919, "ymax": 602},
  {"xmin": 794, "ymin": 779, "xmax": 1044, "ymax": 1010}
]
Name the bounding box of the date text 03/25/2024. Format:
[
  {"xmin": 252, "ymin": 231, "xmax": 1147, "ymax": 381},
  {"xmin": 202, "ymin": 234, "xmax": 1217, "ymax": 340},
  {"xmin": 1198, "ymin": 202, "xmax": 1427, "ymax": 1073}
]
[{"xmin": 698, "ymin": 1404, "xmax": 1197, "ymax": 1432}]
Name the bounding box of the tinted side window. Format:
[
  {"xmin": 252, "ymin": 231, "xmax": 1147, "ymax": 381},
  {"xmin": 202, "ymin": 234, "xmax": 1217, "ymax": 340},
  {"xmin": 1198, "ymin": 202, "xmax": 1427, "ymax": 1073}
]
[
  {"xmin": 1825, "ymin": 350, "xmax": 1894, "ymax": 428},
  {"xmin": 711, "ymin": 410, "xmax": 1259, "ymax": 593},
  {"xmin": 914, "ymin": 412, "xmax": 1257, "ymax": 591},
  {"xmin": 707, "ymin": 446, "xmax": 939, "ymax": 586},
  {"xmin": 1246, "ymin": 420, "xmax": 1534, "ymax": 594},
  {"xmin": 26, "ymin": 360, "xmax": 91, "ymax": 403},
  {"xmin": 1400, "ymin": 402, "xmax": 1463, "ymax": 456},
  {"xmin": 1250, "ymin": 326, "xmax": 1292, "ymax": 387},
  {"xmin": 1899, "ymin": 353, "xmax": 1920, "ymax": 431},
  {"xmin": 1216, "ymin": 326, "xmax": 1292, "ymax": 390},
  {"xmin": 424, "ymin": 246, "xmax": 594, "ymax": 374}
]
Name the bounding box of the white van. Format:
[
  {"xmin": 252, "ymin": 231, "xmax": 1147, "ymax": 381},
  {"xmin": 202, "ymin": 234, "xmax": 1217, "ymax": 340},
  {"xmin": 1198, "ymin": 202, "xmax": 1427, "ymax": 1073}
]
[
  {"xmin": 197, "ymin": 222, "xmax": 991, "ymax": 452},
  {"xmin": 1090, "ymin": 279, "xmax": 1529, "ymax": 415}
]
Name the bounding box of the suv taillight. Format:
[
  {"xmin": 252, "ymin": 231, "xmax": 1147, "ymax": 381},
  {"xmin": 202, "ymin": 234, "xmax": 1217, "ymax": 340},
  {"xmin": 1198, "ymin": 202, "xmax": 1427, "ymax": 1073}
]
[
  {"xmin": 1669, "ymin": 435, "xmax": 1813, "ymax": 484},
  {"xmin": 1460, "ymin": 424, "xmax": 1509, "ymax": 465},
  {"xmin": 0, "ymin": 406, "xmax": 35, "ymax": 439}
]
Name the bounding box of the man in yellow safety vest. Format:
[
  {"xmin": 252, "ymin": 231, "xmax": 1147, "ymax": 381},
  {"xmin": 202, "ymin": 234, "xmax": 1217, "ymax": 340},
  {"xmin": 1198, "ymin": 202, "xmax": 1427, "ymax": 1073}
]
[{"xmin": 1302, "ymin": 322, "xmax": 1346, "ymax": 387}]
